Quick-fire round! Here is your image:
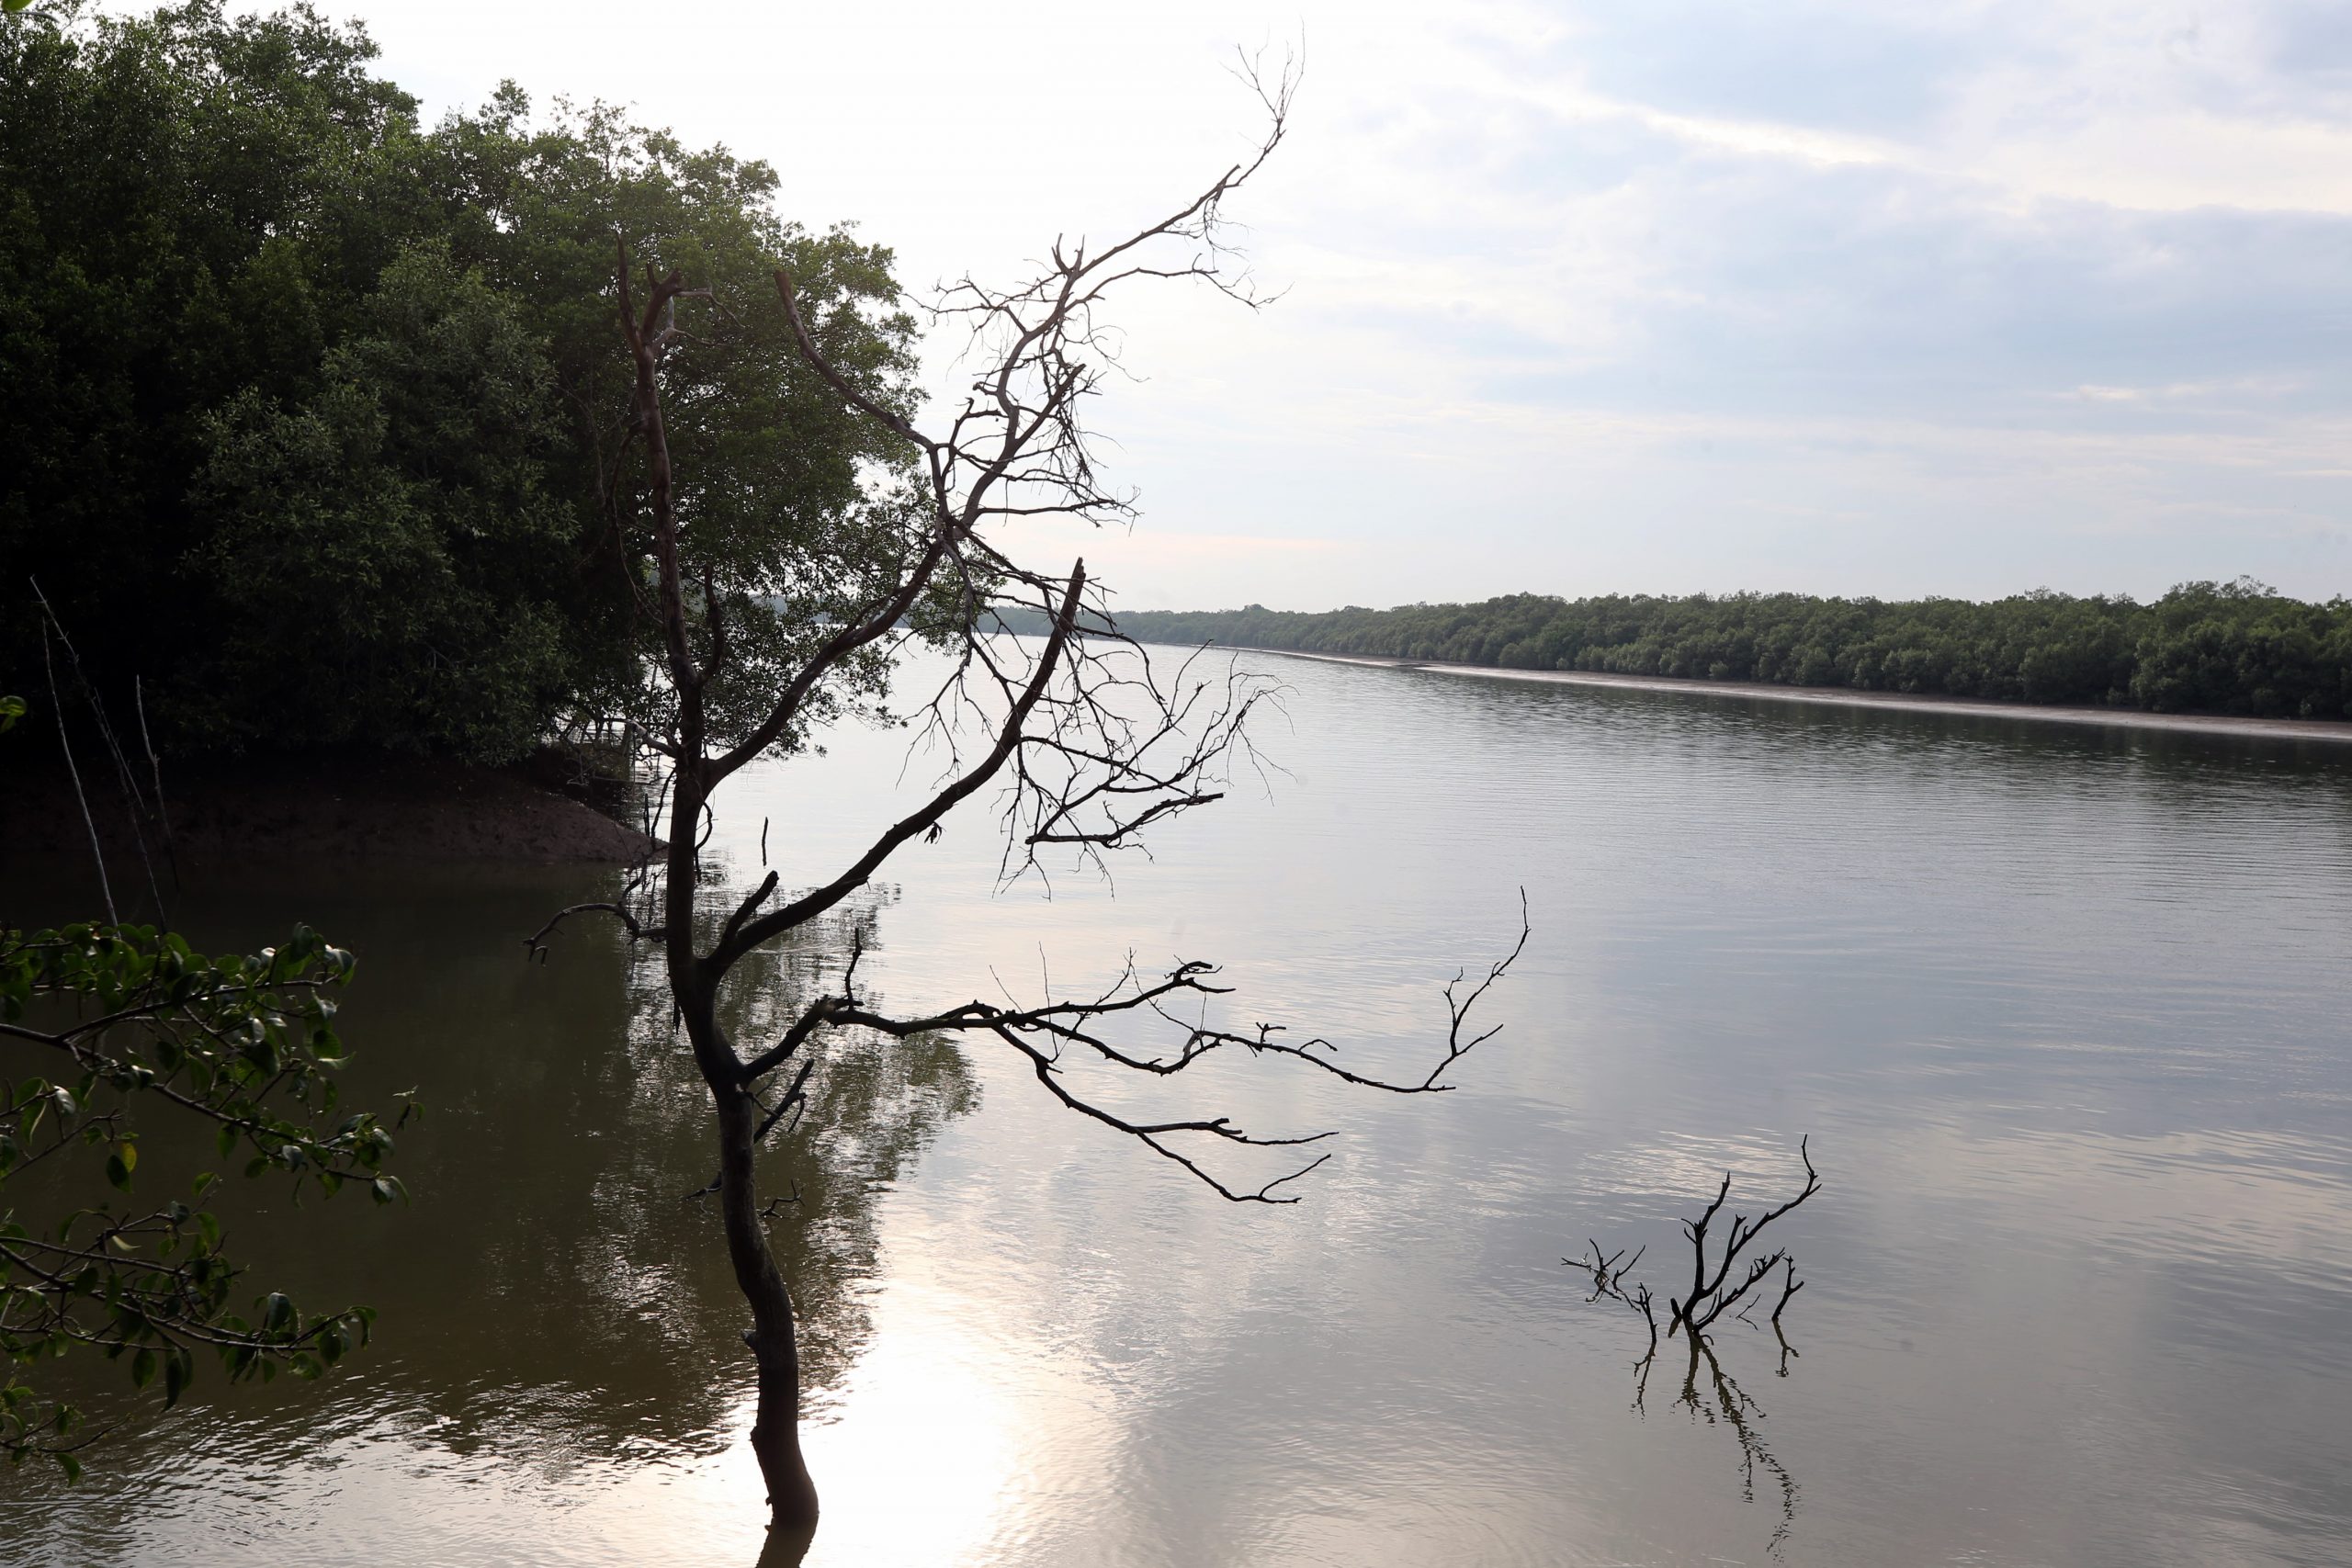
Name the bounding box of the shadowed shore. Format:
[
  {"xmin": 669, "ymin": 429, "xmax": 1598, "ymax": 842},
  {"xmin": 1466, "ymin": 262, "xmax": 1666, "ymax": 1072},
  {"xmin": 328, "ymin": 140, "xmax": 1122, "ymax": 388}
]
[{"xmin": 0, "ymin": 751, "xmax": 656, "ymax": 870}]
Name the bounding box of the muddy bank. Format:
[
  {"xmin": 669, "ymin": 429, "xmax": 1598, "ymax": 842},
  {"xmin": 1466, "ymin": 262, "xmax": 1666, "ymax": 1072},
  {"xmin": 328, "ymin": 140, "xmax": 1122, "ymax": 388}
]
[
  {"xmin": 1242, "ymin": 648, "xmax": 2352, "ymax": 746},
  {"xmin": 0, "ymin": 750, "xmax": 657, "ymax": 871}
]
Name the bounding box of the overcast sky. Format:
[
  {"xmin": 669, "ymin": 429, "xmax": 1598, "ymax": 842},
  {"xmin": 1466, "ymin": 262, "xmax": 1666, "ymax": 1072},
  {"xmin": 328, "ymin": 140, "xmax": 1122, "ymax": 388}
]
[{"xmin": 337, "ymin": 0, "xmax": 2352, "ymax": 611}]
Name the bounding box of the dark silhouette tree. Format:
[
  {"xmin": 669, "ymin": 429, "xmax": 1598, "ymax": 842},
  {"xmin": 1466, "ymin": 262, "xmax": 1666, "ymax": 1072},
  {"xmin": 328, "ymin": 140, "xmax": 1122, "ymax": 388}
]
[{"xmin": 526, "ymin": 62, "xmax": 1528, "ymax": 1552}]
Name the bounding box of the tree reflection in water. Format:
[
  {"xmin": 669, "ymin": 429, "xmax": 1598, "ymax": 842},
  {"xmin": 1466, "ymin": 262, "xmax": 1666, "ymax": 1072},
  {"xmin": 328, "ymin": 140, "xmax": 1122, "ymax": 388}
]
[
  {"xmin": 604, "ymin": 883, "xmax": 979, "ymax": 1407},
  {"xmin": 0, "ymin": 862, "xmax": 978, "ymax": 1562},
  {"xmin": 641, "ymin": 885, "xmax": 976, "ymax": 1568},
  {"xmin": 1655, "ymin": 1337, "xmax": 1801, "ymax": 1558}
]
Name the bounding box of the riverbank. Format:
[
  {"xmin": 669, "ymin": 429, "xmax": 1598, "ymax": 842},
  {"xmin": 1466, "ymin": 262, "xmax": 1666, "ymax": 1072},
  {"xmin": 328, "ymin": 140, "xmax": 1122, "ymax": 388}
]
[
  {"xmin": 1238, "ymin": 647, "xmax": 2352, "ymax": 745},
  {"xmin": 0, "ymin": 751, "xmax": 657, "ymax": 870},
  {"xmin": 1110, "ymin": 587, "xmax": 2352, "ymax": 724}
]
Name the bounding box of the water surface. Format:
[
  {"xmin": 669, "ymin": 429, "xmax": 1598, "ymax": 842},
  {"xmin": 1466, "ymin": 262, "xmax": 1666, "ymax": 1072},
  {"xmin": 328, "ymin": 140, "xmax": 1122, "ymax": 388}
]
[{"xmin": 6, "ymin": 651, "xmax": 2351, "ymax": 1566}]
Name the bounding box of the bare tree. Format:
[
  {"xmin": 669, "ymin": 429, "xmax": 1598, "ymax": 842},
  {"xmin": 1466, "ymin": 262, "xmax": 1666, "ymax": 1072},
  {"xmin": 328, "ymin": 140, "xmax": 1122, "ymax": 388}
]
[
  {"xmin": 527, "ymin": 65, "xmax": 1528, "ymax": 1548},
  {"xmin": 1568, "ymin": 1137, "xmax": 1818, "ymax": 1368},
  {"xmin": 1568, "ymin": 1142, "xmax": 1820, "ymax": 1557}
]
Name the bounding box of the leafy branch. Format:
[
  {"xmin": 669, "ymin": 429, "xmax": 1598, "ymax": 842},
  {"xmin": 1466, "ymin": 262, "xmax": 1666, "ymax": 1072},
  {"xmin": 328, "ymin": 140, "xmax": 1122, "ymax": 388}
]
[{"xmin": 0, "ymin": 920, "xmax": 409, "ymax": 1477}]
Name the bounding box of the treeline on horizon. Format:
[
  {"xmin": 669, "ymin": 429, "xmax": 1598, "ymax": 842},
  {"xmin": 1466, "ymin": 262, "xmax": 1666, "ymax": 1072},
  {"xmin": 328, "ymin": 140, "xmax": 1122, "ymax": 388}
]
[{"xmin": 1045, "ymin": 581, "xmax": 2352, "ymax": 720}]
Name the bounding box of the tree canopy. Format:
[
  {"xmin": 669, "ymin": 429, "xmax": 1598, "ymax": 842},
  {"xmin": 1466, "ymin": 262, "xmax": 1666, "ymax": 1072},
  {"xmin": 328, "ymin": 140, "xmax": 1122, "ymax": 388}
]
[
  {"xmin": 1107, "ymin": 581, "xmax": 2352, "ymax": 721},
  {"xmin": 1, "ymin": 1, "xmax": 915, "ymax": 762}
]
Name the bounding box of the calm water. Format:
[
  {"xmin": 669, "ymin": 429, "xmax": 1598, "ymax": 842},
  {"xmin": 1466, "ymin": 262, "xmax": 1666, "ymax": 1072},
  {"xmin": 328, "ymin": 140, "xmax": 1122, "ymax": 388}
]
[{"xmin": 6, "ymin": 651, "xmax": 2352, "ymax": 1567}]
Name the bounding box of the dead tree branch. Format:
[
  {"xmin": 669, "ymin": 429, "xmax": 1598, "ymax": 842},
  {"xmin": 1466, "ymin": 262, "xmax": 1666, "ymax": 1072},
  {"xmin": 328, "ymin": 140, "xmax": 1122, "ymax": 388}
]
[
  {"xmin": 1668, "ymin": 1136, "xmax": 1820, "ymax": 1341},
  {"xmin": 514, "ymin": 51, "xmax": 1528, "ymax": 1532},
  {"xmin": 1566, "ymin": 1139, "xmax": 1821, "ymax": 1364},
  {"xmin": 1569, "ymin": 1151, "xmax": 1816, "ymax": 1559}
]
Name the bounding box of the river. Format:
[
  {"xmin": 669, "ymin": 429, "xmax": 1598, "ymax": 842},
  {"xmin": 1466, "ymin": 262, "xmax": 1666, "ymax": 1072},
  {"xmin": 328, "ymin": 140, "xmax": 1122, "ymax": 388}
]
[{"xmin": 7, "ymin": 649, "xmax": 2352, "ymax": 1566}]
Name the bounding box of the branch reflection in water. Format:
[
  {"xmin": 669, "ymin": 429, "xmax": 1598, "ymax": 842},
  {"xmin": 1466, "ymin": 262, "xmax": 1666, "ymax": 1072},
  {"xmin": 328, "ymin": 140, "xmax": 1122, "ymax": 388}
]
[
  {"xmin": 601, "ymin": 874, "xmax": 980, "ymax": 1568},
  {"xmin": 1667, "ymin": 1337, "xmax": 1801, "ymax": 1557},
  {"xmin": 1570, "ymin": 1141, "xmax": 1821, "ymax": 1558},
  {"xmin": 605, "ymin": 881, "xmax": 981, "ymax": 1408}
]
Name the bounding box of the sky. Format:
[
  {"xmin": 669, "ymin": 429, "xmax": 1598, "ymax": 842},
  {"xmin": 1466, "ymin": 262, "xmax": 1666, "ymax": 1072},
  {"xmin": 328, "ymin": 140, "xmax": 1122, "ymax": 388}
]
[{"xmin": 329, "ymin": 0, "xmax": 2352, "ymax": 612}]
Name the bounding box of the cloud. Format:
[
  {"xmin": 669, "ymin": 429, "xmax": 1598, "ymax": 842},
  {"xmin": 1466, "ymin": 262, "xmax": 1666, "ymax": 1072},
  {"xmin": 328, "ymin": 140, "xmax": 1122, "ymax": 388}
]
[{"xmin": 330, "ymin": 0, "xmax": 2352, "ymax": 604}]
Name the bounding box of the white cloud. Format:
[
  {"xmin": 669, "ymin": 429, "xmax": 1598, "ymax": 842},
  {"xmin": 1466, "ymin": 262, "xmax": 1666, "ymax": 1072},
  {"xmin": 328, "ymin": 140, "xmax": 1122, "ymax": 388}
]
[{"xmin": 273, "ymin": 0, "xmax": 2352, "ymax": 605}]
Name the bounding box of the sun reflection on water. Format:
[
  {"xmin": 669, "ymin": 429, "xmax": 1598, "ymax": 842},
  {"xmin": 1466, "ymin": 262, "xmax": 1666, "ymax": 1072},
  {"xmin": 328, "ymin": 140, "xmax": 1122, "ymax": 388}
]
[{"xmin": 798, "ymin": 1270, "xmax": 1106, "ymax": 1568}]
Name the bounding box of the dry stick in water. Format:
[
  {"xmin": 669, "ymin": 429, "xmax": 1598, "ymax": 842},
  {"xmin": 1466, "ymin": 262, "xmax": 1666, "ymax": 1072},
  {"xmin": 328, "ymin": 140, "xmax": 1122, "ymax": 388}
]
[
  {"xmin": 1567, "ymin": 1147, "xmax": 1821, "ymax": 1557},
  {"xmin": 1668, "ymin": 1135, "xmax": 1821, "ymax": 1341},
  {"xmin": 40, "ymin": 622, "xmax": 113, "ymax": 925},
  {"xmin": 32, "ymin": 579, "xmax": 167, "ymax": 921},
  {"xmin": 1566, "ymin": 1137, "xmax": 1822, "ymax": 1364},
  {"xmin": 135, "ymin": 674, "xmax": 182, "ymax": 897}
]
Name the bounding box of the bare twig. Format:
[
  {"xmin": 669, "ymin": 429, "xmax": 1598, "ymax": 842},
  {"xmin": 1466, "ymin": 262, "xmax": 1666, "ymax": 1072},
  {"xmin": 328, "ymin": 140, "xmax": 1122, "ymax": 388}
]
[
  {"xmin": 31, "ymin": 580, "xmax": 170, "ymax": 922},
  {"xmin": 1568, "ymin": 1140, "xmax": 1821, "ymax": 1366},
  {"xmin": 522, "ymin": 901, "xmax": 666, "ymax": 963},
  {"xmin": 134, "ymin": 675, "xmax": 181, "ymax": 897},
  {"xmin": 39, "ymin": 619, "xmax": 112, "ymax": 925},
  {"xmin": 741, "ymin": 891, "xmax": 1527, "ymax": 1203},
  {"xmin": 1670, "ymin": 1137, "xmax": 1820, "ymax": 1340}
]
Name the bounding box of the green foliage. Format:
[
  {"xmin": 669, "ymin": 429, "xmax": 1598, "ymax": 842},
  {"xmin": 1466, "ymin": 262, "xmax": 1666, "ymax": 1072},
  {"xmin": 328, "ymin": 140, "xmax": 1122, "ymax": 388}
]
[
  {"xmin": 0, "ymin": 2, "xmax": 916, "ymax": 763},
  {"xmin": 1112, "ymin": 581, "xmax": 2352, "ymax": 720},
  {"xmin": 187, "ymin": 242, "xmax": 577, "ymax": 757},
  {"xmin": 0, "ymin": 919, "xmax": 405, "ymax": 1477}
]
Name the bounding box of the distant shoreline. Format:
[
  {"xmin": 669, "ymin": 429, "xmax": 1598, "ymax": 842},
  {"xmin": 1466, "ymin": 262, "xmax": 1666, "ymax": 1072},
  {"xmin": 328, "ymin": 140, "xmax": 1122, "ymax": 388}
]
[{"xmin": 1220, "ymin": 646, "xmax": 2352, "ymax": 746}]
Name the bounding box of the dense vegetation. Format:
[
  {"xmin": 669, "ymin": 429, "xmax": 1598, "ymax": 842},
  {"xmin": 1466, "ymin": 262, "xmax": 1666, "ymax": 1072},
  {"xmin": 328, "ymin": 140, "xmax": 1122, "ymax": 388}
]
[
  {"xmin": 1, "ymin": 1, "xmax": 913, "ymax": 762},
  {"xmin": 1101, "ymin": 581, "xmax": 2352, "ymax": 720}
]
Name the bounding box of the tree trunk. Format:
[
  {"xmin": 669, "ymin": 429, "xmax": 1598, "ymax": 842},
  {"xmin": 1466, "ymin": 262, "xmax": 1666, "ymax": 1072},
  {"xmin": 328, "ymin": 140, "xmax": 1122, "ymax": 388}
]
[
  {"xmin": 675, "ymin": 934, "xmax": 819, "ymax": 1540},
  {"xmin": 628, "ymin": 249, "xmax": 822, "ymax": 1551},
  {"xmin": 709, "ymin": 1042, "xmax": 819, "ymax": 1534}
]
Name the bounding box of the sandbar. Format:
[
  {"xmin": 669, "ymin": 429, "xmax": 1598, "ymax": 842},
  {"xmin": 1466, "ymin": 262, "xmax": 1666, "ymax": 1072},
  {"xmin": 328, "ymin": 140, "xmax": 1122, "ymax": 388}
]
[{"xmin": 1226, "ymin": 647, "xmax": 2352, "ymax": 747}]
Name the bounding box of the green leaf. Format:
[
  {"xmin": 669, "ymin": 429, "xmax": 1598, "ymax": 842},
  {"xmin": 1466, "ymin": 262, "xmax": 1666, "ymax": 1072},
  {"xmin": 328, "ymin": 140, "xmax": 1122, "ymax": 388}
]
[
  {"xmin": 55, "ymin": 1451, "xmax": 81, "ymax": 1484},
  {"xmin": 130, "ymin": 1348, "xmax": 156, "ymax": 1389}
]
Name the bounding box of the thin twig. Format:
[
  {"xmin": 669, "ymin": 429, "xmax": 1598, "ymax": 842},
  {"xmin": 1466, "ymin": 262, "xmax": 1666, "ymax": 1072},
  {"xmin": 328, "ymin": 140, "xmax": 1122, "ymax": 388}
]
[{"xmin": 40, "ymin": 623, "xmax": 112, "ymax": 924}]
